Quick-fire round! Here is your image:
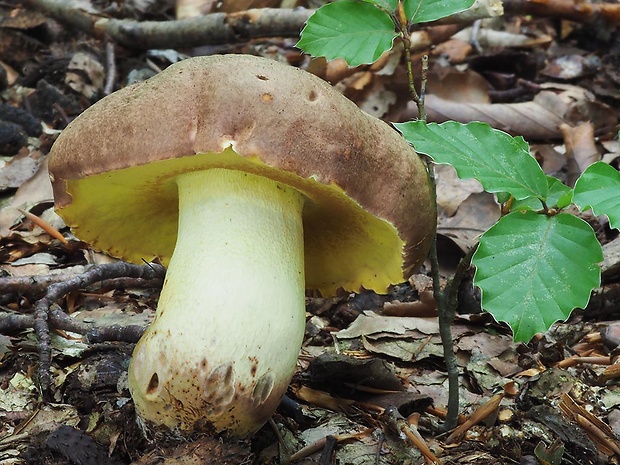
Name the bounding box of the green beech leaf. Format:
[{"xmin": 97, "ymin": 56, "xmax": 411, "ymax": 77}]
[
  {"xmin": 511, "ymin": 176, "xmax": 572, "ymax": 212},
  {"xmin": 297, "ymin": 2, "xmax": 396, "ymax": 67},
  {"xmin": 573, "ymin": 162, "xmax": 620, "ymax": 230},
  {"xmin": 556, "ymin": 190, "xmax": 574, "ymax": 209},
  {"xmin": 364, "ymin": 0, "xmax": 394, "ymax": 12},
  {"xmin": 473, "ymin": 212, "xmax": 602, "ymax": 342},
  {"xmin": 364, "ymin": 0, "xmax": 474, "ymax": 22},
  {"xmin": 395, "ymin": 121, "xmax": 548, "ymax": 200},
  {"xmin": 405, "ymin": 0, "xmax": 475, "ymax": 23},
  {"xmin": 496, "ymin": 192, "xmax": 511, "ymax": 204}
]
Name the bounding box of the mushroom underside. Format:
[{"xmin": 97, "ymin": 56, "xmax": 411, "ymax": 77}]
[{"xmin": 58, "ymin": 147, "xmax": 407, "ymax": 296}]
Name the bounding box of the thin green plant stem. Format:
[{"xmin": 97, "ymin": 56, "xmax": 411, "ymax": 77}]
[
  {"xmin": 400, "ymin": 34, "xmax": 423, "ymax": 118},
  {"xmin": 425, "ymin": 159, "xmax": 460, "ymax": 433},
  {"xmin": 419, "ymin": 54, "xmax": 428, "ymax": 111},
  {"xmin": 439, "ymin": 248, "xmax": 476, "ymax": 432},
  {"xmin": 446, "ymin": 247, "xmax": 476, "ymax": 314},
  {"xmin": 399, "ymin": 27, "xmax": 459, "ymax": 431}
]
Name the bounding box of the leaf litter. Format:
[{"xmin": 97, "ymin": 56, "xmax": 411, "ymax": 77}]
[{"xmin": 0, "ymin": 0, "xmax": 619, "ymax": 463}]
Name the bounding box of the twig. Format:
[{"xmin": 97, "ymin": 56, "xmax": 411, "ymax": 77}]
[
  {"xmin": 104, "ymin": 42, "xmax": 117, "ymax": 96},
  {"xmin": 0, "ymin": 270, "xmax": 164, "ymax": 297},
  {"xmin": 397, "ymin": 11, "xmax": 460, "ymax": 431},
  {"xmin": 85, "ymin": 323, "xmax": 145, "ymax": 343},
  {"xmin": 23, "ymin": 0, "xmax": 615, "ymax": 53},
  {"xmin": 375, "ymin": 432, "xmax": 385, "ymax": 465},
  {"xmin": 25, "ymin": 0, "xmax": 506, "ymax": 51},
  {"xmin": 23, "ymin": 1, "xmax": 313, "ymax": 49},
  {"xmin": 437, "ymin": 248, "xmax": 476, "ymax": 432},
  {"xmin": 445, "ymin": 392, "xmax": 504, "ymax": 444},
  {"xmin": 0, "ymin": 312, "xmax": 34, "ymax": 333},
  {"xmin": 0, "ymin": 272, "xmax": 78, "ymax": 295},
  {"xmin": 287, "ymin": 430, "xmax": 371, "ymax": 463},
  {"xmin": 52, "ymin": 102, "xmax": 71, "ymax": 126},
  {"xmin": 27, "ymin": 262, "xmax": 165, "ymax": 395},
  {"xmin": 503, "ymin": 0, "xmax": 620, "ymax": 26},
  {"xmin": 382, "ymin": 406, "xmax": 442, "ymax": 464},
  {"xmin": 318, "ymin": 436, "xmax": 337, "ymax": 465},
  {"xmin": 18, "ymin": 208, "xmax": 68, "ymax": 244}
]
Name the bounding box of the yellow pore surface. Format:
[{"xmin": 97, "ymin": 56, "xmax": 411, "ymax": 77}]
[{"xmin": 58, "ymin": 147, "xmax": 405, "ymax": 296}]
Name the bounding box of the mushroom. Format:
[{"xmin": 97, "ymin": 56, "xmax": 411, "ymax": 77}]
[{"xmin": 48, "ymin": 54, "xmax": 435, "ymax": 437}]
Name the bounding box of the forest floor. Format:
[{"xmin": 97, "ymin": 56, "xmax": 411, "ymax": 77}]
[{"xmin": 0, "ymin": 0, "xmax": 620, "ymax": 464}]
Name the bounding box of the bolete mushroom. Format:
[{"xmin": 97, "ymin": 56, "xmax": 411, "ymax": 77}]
[{"xmin": 48, "ymin": 54, "xmax": 435, "ymax": 437}]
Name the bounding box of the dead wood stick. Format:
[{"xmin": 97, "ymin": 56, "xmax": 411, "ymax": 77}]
[
  {"xmin": 24, "ymin": 0, "xmax": 502, "ymax": 50},
  {"xmin": 503, "ymin": 0, "xmax": 620, "ymax": 26},
  {"xmin": 0, "ymin": 307, "xmax": 146, "ymax": 342},
  {"xmin": 23, "ymin": 0, "xmax": 618, "ymax": 52},
  {"xmin": 28, "ymin": 262, "xmax": 165, "ymax": 395},
  {"xmin": 382, "ymin": 406, "xmax": 442, "ymax": 464},
  {"xmin": 23, "ymin": 0, "xmax": 313, "ymax": 49},
  {"xmin": 104, "ymin": 42, "xmax": 117, "ymax": 95},
  {"xmin": 0, "ymin": 273, "xmax": 77, "ymax": 295},
  {"xmin": 0, "ymin": 269, "xmax": 164, "ymax": 296},
  {"xmin": 0, "ymin": 305, "xmax": 85, "ymax": 335},
  {"xmin": 445, "ymin": 392, "xmax": 504, "ymax": 444}
]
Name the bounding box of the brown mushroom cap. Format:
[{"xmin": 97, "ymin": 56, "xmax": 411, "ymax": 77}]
[{"xmin": 49, "ymin": 54, "xmax": 435, "ymax": 295}]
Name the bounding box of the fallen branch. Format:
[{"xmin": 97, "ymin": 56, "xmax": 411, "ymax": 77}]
[
  {"xmin": 6, "ymin": 261, "xmax": 166, "ymax": 395},
  {"xmin": 504, "ymin": 0, "xmax": 620, "ymax": 26},
  {"xmin": 0, "ymin": 304, "xmax": 145, "ymax": 338},
  {"xmin": 0, "ymin": 268, "xmax": 164, "ymax": 297},
  {"xmin": 24, "ymin": 0, "xmax": 503, "ymax": 50},
  {"xmin": 23, "ymin": 1, "xmax": 313, "ymax": 49},
  {"xmin": 23, "ymin": 0, "xmax": 620, "ymax": 52}
]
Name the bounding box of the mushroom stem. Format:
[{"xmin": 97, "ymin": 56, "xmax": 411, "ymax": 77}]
[{"xmin": 128, "ymin": 168, "xmax": 305, "ymax": 436}]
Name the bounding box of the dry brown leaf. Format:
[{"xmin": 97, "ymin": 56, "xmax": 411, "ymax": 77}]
[
  {"xmin": 540, "ymin": 83, "xmax": 618, "ymax": 129},
  {"xmin": 560, "ymin": 393, "xmax": 620, "ymax": 457},
  {"xmin": 438, "ymin": 192, "xmax": 500, "ymax": 252},
  {"xmin": 446, "ymin": 392, "xmax": 505, "ymax": 444},
  {"xmin": 292, "ymin": 385, "xmax": 354, "ymax": 412},
  {"xmin": 458, "ymin": 332, "xmax": 515, "ymax": 359},
  {"xmin": 335, "ymin": 311, "xmax": 439, "ymax": 340},
  {"xmin": 0, "ymin": 60, "xmax": 19, "ymax": 86},
  {"xmin": 0, "ymin": 158, "xmax": 54, "ymax": 237},
  {"xmin": 435, "ymin": 164, "xmax": 484, "ymax": 216},
  {"xmin": 560, "ymin": 122, "xmax": 600, "ymax": 185},
  {"xmin": 18, "ymin": 208, "xmax": 68, "ymax": 244},
  {"xmin": 601, "ymin": 140, "xmax": 619, "ymax": 163},
  {"xmin": 398, "ymin": 83, "xmax": 616, "ymax": 140},
  {"xmin": 431, "ymin": 39, "xmax": 473, "ymax": 64},
  {"xmin": 531, "ymin": 144, "xmax": 566, "ymax": 175},
  {"xmin": 0, "ymin": 150, "xmax": 43, "ymax": 191},
  {"xmin": 382, "ymin": 293, "xmax": 437, "ymax": 318},
  {"xmin": 65, "ymin": 52, "xmax": 105, "ymax": 99},
  {"xmin": 335, "ymin": 71, "xmax": 397, "ymax": 118},
  {"xmin": 542, "ymin": 54, "xmax": 600, "ymax": 80},
  {"xmin": 401, "ymin": 92, "xmax": 564, "ymax": 139},
  {"xmin": 426, "ymin": 70, "xmax": 491, "ymax": 103},
  {"xmin": 0, "ymin": 29, "xmax": 43, "ymax": 64}
]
